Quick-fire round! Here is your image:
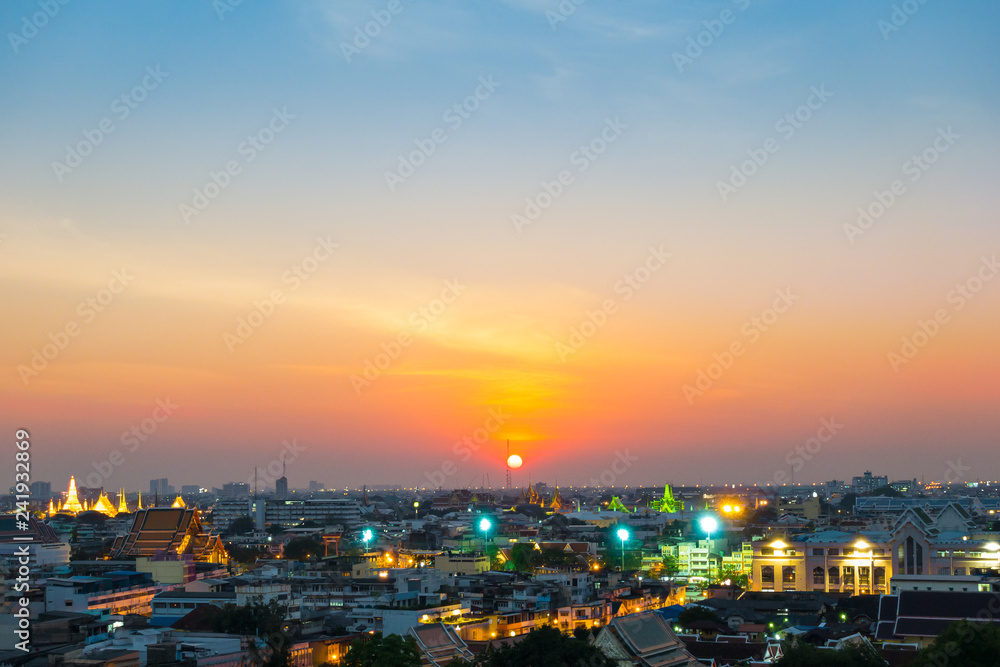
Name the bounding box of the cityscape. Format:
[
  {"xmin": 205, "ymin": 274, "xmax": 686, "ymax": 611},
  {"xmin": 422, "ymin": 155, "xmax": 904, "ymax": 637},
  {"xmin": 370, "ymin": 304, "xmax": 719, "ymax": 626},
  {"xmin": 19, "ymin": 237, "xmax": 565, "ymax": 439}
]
[{"xmin": 3, "ymin": 1, "xmax": 999, "ymax": 666}]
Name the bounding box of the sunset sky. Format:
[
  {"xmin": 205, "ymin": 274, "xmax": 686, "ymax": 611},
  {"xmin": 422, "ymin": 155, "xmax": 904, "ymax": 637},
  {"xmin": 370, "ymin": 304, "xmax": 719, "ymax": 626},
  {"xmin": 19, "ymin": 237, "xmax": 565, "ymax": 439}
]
[{"xmin": 2, "ymin": 0, "xmax": 998, "ymax": 491}]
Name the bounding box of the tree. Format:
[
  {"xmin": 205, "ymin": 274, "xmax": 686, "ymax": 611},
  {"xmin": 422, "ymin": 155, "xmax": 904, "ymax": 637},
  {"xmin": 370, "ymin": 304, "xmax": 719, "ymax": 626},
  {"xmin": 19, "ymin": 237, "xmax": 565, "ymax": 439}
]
[
  {"xmin": 911, "ymin": 620, "xmax": 1000, "ymax": 667},
  {"xmin": 838, "ymin": 494, "xmax": 857, "ymax": 512},
  {"xmin": 227, "ymin": 515, "xmax": 255, "ymax": 535},
  {"xmin": 208, "ymin": 596, "xmax": 287, "ymax": 636},
  {"xmin": 677, "ymin": 606, "xmax": 723, "ymax": 626},
  {"xmin": 661, "ymin": 554, "xmax": 680, "ymax": 578},
  {"xmin": 508, "ymin": 543, "xmax": 538, "ymax": 572},
  {"xmin": 283, "ymin": 537, "xmax": 323, "ymax": 561},
  {"xmin": 472, "ymin": 626, "xmax": 615, "ymax": 667},
  {"xmin": 718, "ymin": 566, "xmax": 749, "ymax": 588},
  {"xmin": 344, "ymin": 633, "xmax": 421, "ymax": 667},
  {"xmin": 775, "ymin": 641, "xmax": 884, "ymax": 666},
  {"xmin": 266, "ymin": 524, "xmax": 285, "ymax": 535}
]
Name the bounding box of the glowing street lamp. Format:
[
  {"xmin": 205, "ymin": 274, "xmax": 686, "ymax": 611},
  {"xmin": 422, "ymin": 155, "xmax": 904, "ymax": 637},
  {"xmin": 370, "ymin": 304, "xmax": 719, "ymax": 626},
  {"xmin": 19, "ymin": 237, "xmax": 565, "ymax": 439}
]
[
  {"xmin": 361, "ymin": 528, "xmax": 374, "ymax": 553},
  {"xmin": 479, "ymin": 517, "xmax": 492, "ymax": 563},
  {"xmin": 413, "ymin": 501, "xmax": 420, "ymax": 519},
  {"xmin": 617, "ymin": 527, "xmax": 629, "ymax": 571},
  {"xmin": 700, "ymin": 516, "xmax": 719, "ymax": 582},
  {"xmin": 985, "ymin": 542, "xmax": 1000, "ymax": 571}
]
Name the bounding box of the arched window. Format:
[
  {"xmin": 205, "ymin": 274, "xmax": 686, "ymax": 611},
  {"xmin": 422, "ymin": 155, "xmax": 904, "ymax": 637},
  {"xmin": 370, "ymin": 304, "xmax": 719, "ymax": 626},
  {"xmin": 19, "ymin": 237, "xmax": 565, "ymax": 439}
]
[
  {"xmin": 828, "ymin": 566, "xmax": 840, "ymax": 585},
  {"xmin": 813, "ymin": 567, "xmax": 825, "ymax": 585},
  {"xmin": 761, "ymin": 566, "xmax": 774, "ymax": 585}
]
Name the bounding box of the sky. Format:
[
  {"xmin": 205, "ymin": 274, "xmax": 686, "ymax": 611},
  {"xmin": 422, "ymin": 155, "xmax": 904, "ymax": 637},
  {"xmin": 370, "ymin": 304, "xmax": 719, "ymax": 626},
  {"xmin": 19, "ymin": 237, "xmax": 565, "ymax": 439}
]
[{"xmin": 2, "ymin": 0, "xmax": 998, "ymax": 492}]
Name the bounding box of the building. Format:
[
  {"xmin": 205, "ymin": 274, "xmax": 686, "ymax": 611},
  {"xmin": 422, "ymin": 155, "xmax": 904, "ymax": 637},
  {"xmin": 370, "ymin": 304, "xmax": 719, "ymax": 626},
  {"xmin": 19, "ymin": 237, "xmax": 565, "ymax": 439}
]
[
  {"xmin": 31, "ymin": 480, "xmax": 52, "ymax": 499},
  {"xmin": 0, "ymin": 515, "xmax": 70, "ymax": 568},
  {"xmin": 851, "ymin": 471, "xmax": 888, "ymax": 494},
  {"xmin": 749, "ymin": 504, "xmax": 1000, "ymax": 594},
  {"xmin": 407, "ymin": 623, "xmax": 475, "ymax": 665},
  {"xmin": 110, "ymin": 507, "xmax": 227, "ymax": 563},
  {"xmin": 435, "ymin": 552, "xmax": 489, "ymax": 575},
  {"xmin": 876, "ymin": 590, "xmax": 1000, "ymax": 649},
  {"xmin": 150, "ymin": 478, "xmax": 173, "ymax": 496},
  {"xmin": 221, "ymin": 482, "xmax": 249, "ymax": 498},
  {"xmin": 275, "ymin": 476, "xmax": 288, "ymax": 499},
  {"xmin": 212, "ymin": 498, "xmax": 361, "ymax": 531},
  {"xmin": 45, "ymin": 571, "xmax": 160, "ymax": 616},
  {"xmin": 593, "ymin": 611, "xmax": 701, "ymax": 666},
  {"xmin": 149, "ymin": 590, "xmax": 237, "ymax": 626}
]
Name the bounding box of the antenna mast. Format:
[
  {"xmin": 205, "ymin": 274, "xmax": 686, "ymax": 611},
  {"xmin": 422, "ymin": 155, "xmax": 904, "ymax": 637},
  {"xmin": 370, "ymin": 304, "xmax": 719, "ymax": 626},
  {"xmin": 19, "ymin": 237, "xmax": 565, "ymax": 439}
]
[{"xmin": 506, "ymin": 439, "xmax": 511, "ymax": 489}]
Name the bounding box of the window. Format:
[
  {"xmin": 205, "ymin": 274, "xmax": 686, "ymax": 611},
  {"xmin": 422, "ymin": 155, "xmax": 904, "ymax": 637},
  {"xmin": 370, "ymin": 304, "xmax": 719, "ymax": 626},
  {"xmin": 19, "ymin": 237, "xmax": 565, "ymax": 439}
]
[
  {"xmin": 786, "ymin": 550, "xmax": 797, "ymax": 556},
  {"xmin": 828, "ymin": 567, "xmax": 840, "ymax": 585},
  {"xmin": 782, "ymin": 566, "xmax": 796, "ymax": 585},
  {"xmin": 828, "ymin": 548, "xmax": 839, "ymax": 556},
  {"xmin": 813, "ymin": 548, "xmax": 824, "ymax": 556},
  {"xmin": 843, "ymin": 566, "xmax": 855, "ymax": 585},
  {"xmin": 761, "ymin": 548, "xmax": 774, "ymax": 556},
  {"xmin": 813, "ymin": 567, "xmax": 825, "ymax": 585},
  {"xmin": 761, "ymin": 566, "xmax": 774, "ymax": 585}
]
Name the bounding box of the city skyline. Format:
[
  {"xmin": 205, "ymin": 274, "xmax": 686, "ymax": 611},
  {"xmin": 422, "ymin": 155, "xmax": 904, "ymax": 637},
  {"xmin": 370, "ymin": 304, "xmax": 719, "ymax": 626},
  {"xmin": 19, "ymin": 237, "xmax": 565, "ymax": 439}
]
[{"xmin": 2, "ymin": 1, "xmax": 999, "ymax": 490}]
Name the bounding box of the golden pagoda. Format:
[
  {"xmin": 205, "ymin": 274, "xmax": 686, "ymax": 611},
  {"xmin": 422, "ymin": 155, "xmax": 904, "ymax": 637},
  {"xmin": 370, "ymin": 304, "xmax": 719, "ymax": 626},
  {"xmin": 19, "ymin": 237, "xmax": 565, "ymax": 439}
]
[
  {"xmin": 171, "ymin": 495, "xmax": 186, "ymax": 508},
  {"xmin": 61, "ymin": 476, "xmax": 85, "ymax": 514},
  {"xmin": 91, "ymin": 491, "xmax": 118, "ymax": 516},
  {"xmin": 47, "ymin": 498, "xmax": 56, "ymax": 517},
  {"xmin": 117, "ymin": 489, "xmax": 129, "ymax": 514},
  {"xmin": 549, "ymin": 488, "xmax": 565, "ymax": 510},
  {"xmin": 137, "ymin": 491, "xmax": 143, "ymax": 510}
]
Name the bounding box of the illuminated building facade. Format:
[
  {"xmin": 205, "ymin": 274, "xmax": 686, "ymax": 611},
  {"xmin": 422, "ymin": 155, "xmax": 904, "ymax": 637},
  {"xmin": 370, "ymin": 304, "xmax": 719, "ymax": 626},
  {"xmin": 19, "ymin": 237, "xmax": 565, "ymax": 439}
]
[{"xmin": 750, "ymin": 505, "xmax": 1000, "ymax": 594}]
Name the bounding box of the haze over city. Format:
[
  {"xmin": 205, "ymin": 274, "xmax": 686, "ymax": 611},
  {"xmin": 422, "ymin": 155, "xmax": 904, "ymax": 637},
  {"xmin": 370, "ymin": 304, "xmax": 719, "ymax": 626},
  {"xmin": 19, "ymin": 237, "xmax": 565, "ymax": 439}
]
[{"xmin": 2, "ymin": 0, "xmax": 998, "ymax": 491}]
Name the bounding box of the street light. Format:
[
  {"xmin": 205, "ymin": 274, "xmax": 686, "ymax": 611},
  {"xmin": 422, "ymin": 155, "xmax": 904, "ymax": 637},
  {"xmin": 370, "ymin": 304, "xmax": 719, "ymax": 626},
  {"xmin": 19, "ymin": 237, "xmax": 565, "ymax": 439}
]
[
  {"xmin": 413, "ymin": 501, "xmax": 419, "ymax": 519},
  {"xmin": 479, "ymin": 517, "xmax": 492, "ymax": 564},
  {"xmin": 700, "ymin": 517, "xmax": 719, "ymax": 583},
  {"xmin": 362, "ymin": 528, "xmax": 373, "ymax": 553},
  {"xmin": 617, "ymin": 527, "xmax": 629, "ymax": 571}
]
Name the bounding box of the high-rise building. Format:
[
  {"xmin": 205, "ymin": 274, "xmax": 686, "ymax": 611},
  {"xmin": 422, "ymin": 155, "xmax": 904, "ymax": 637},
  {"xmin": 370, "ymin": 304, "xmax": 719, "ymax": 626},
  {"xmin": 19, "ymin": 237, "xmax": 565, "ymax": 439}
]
[
  {"xmin": 222, "ymin": 482, "xmax": 250, "ymax": 498},
  {"xmin": 852, "ymin": 471, "xmax": 888, "ymax": 495},
  {"xmin": 275, "ymin": 476, "xmax": 288, "ymax": 499},
  {"xmin": 30, "ymin": 481, "xmax": 52, "ymax": 499},
  {"xmin": 150, "ymin": 478, "xmax": 171, "ymax": 495}
]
